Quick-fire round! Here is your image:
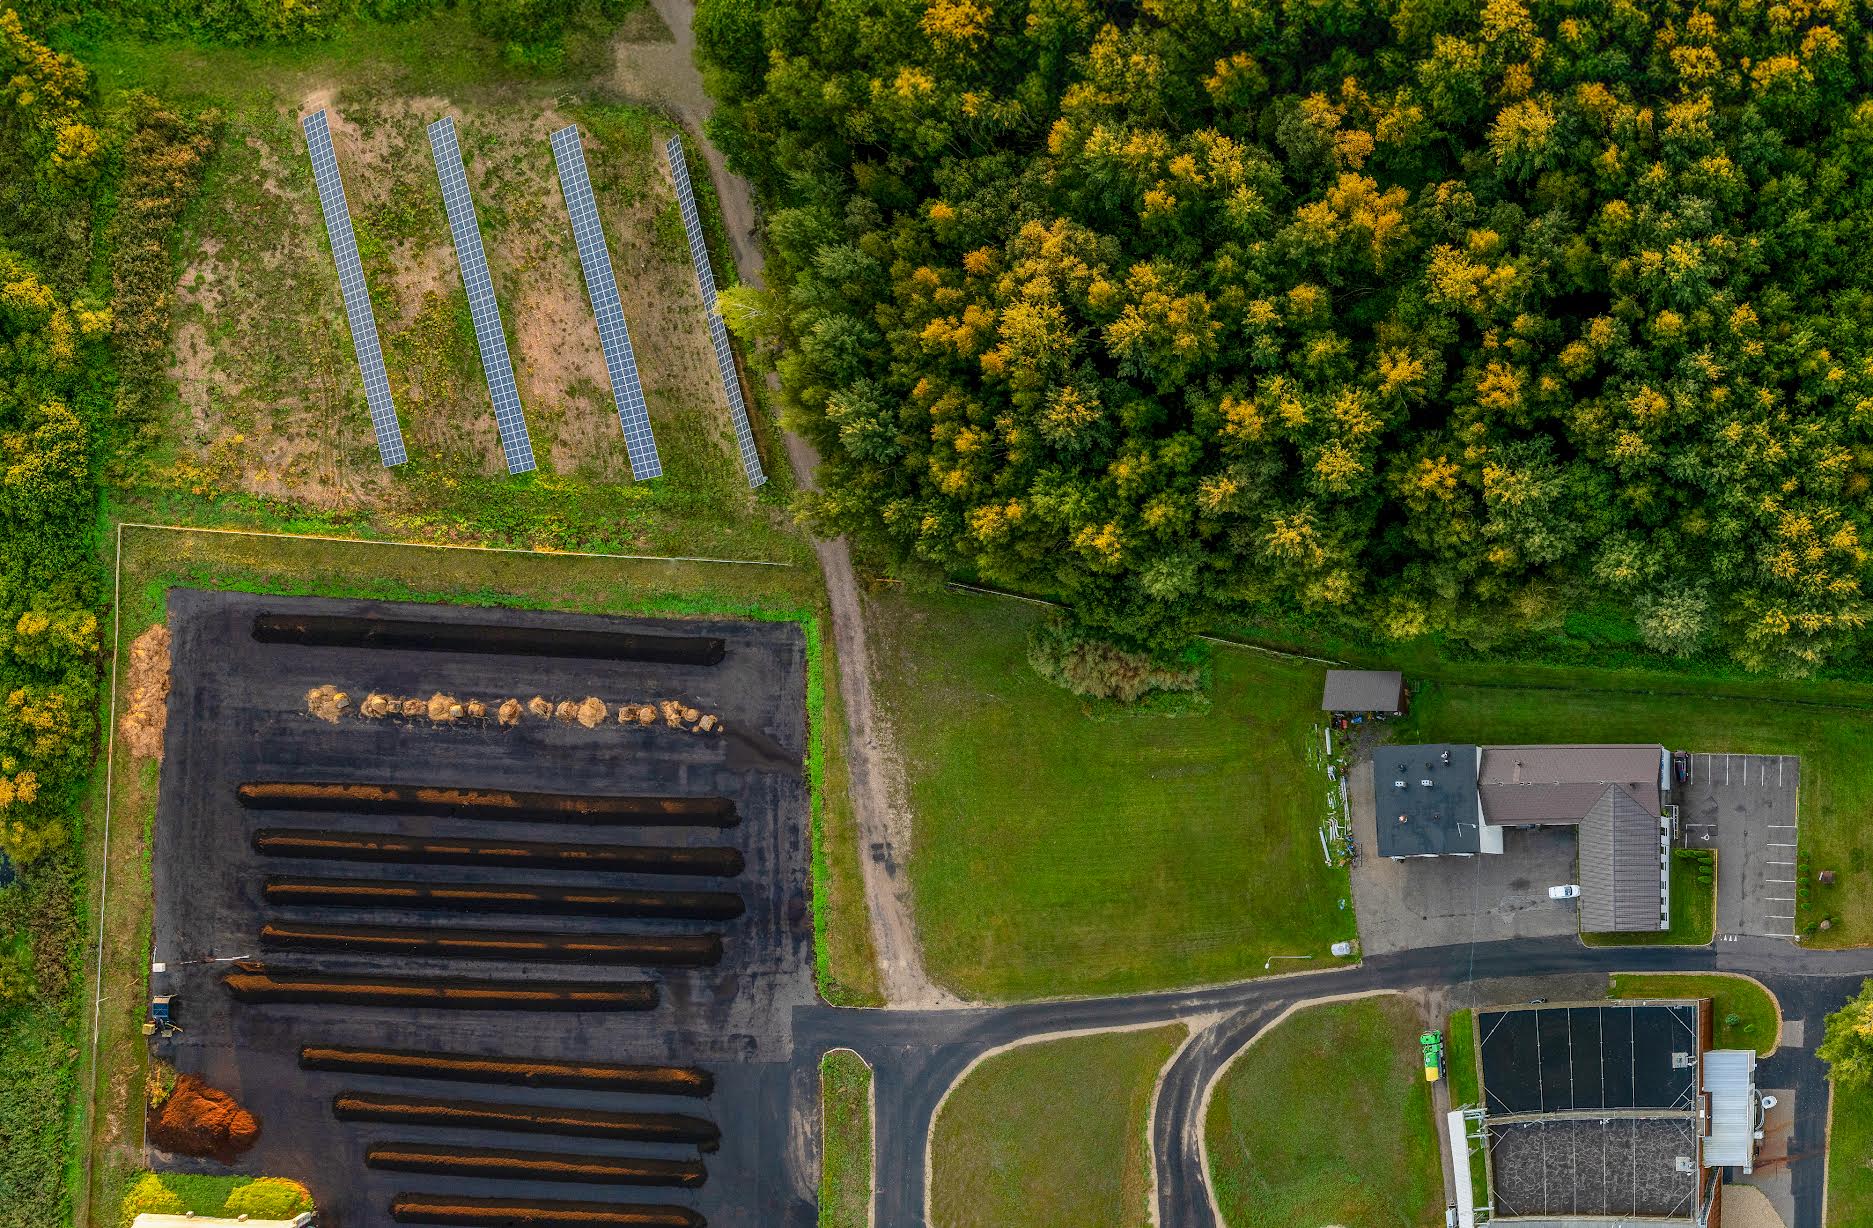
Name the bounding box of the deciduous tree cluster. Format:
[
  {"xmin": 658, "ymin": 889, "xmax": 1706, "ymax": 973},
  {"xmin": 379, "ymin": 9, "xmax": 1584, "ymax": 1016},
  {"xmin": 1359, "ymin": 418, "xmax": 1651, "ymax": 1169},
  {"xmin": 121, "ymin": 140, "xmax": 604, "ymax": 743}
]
[{"xmin": 701, "ymin": 0, "xmax": 1873, "ymax": 672}]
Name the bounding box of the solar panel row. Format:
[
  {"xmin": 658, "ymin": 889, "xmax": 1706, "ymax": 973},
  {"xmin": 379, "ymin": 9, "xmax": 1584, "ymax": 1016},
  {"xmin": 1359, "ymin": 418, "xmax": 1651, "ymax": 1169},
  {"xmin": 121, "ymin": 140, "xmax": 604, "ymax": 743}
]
[
  {"xmin": 664, "ymin": 135, "xmax": 767, "ymax": 489},
  {"xmin": 301, "ymin": 110, "xmax": 408, "ymax": 467},
  {"xmin": 548, "ymin": 125, "xmax": 662, "ymax": 481},
  {"xmin": 427, "ymin": 115, "xmax": 537, "ymax": 475}
]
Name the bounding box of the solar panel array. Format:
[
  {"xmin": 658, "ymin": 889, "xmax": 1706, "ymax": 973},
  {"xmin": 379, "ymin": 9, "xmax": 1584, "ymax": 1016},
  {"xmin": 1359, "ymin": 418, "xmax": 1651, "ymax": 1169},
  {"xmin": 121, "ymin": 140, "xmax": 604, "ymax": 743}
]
[
  {"xmin": 302, "ymin": 110, "xmax": 408, "ymax": 467},
  {"xmin": 664, "ymin": 136, "xmax": 766, "ymax": 488},
  {"xmin": 549, "ymin": 125, "xmax": 662, "ymax": 481},
  {"xmin": 427, "ymin": 116, "xmax": 536, "ymax": 475}
]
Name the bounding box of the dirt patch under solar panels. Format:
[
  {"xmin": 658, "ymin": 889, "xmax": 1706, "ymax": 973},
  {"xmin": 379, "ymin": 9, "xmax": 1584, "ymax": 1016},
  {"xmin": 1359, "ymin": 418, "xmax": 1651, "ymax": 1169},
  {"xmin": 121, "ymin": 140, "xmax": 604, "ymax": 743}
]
[
  {"xmin": 148, "ymin": 591, "xmax": 812, "ymax": 1226},
  {"xmin": 1477, "ymin": 1004, "xmax": 1699, "ymax": 1115},
  {"xmin": 1488, "ymin": 1117, "xmax": 1699, "ymax": 1218},
  {"xmin": 252, "ymin": 610, "xmax": 726, "ymax": 664}
]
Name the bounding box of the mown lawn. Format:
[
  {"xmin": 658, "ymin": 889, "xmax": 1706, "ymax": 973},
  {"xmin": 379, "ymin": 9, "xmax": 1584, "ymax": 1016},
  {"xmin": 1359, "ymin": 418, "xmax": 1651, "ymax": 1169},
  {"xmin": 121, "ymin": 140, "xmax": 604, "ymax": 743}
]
[
  {"xmin": 929, "ymin": 1025, "xmax": 1184, "ymax": 1228},
  {"xmin": 1609, "ymin": 972, "xmax": 1779, "ymax": 1055},
  {"xmin": 818, "ymin": 1050, "xmax": 872, "ymax": 1228},
  {"xmin": 1583, "ymin": 851, "xmax": 1715, "ymax": 947},
  {"xmin": 1206, "ymin": 995, "xmax": 1443, "ymax": 1228},
  {"xmin": 1829, "ymin": 1077, "xmax": 1873, "ymax": 1226},
  {"xmin": 1444, "ymin": 1008, "xmax": 1489, "ymax": 1212},
  {"xmin": 1393, "ymin": 672, "xmax": 1873, "ymax": 944},
  {"xmin": 868, "ymin": 587, "xmax": 1355, "ymax": 1001}
]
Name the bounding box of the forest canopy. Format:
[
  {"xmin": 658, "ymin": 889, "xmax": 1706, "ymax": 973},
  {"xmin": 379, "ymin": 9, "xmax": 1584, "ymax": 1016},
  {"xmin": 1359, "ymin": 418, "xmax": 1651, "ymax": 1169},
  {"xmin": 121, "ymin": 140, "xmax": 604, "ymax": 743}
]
[{"xmin": 699, "ymin": 0, "xmax": 1873, "ymax": 673}]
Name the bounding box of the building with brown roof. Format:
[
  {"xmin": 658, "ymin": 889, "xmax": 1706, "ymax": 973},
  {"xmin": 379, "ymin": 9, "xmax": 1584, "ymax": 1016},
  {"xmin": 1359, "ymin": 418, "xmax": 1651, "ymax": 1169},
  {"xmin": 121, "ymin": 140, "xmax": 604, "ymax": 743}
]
[{"xmin": 1373, "ymin": 743, "xmax": 1672, "ymax": 933}]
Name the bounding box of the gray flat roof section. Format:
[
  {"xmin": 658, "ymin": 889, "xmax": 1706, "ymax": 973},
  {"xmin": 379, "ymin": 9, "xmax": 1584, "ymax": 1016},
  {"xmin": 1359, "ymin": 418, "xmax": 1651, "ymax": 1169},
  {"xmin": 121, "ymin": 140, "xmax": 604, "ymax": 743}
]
[
  {"xmin": 1372, "ymin": 745, "xmax": 1481, "ymax": 856},
  {"xmin": 1480, "ymin": 744, "xmax": 1664, "ymax": 825},
  {"xmin": 1320, "ymin": 669, "xmax": 1404, "ymax": 713},
  {"xmin": 1579, "ymin": 786, "xmax": 1665, "ymax": 932}
]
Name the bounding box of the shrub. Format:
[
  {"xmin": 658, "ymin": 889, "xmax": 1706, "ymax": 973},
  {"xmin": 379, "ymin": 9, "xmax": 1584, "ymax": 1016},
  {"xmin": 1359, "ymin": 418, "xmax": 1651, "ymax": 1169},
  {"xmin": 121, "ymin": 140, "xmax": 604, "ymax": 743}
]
[
  {"xmin": 1026, "ymin": 616, "xmax": 1203, "ymax": 703},
  {"xmin": 223, "ymin": 1177, "xmax": 314, "ymax": 1219},
  {"xmin": 119, "ymin": 1173, "xmax": 186, "ymax": 1226}
]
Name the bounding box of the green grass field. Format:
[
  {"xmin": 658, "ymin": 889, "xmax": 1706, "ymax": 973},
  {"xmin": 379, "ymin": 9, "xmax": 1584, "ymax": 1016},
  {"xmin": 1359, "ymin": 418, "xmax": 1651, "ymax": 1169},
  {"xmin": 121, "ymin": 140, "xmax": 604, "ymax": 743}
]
[
  {"xmin": 818, "ymin": 1050, "xmax": 872, "ymax": 1228},
  {"xmin": 1609, "ymin": 972, "xmax": 1779, "ymax": 1055},
  {"xmin": 1392, "ymin": 671, "xmax": 1873, "ymax": 944},
  {"xmin": 1206, "ymin": 995, "xmax": 1443, "ymax": 1228},
  {"xmin": 1583, "ymin": 851, "xmax": 1715, "ymax": 947},
  {"xmin": 869, "ymin": 587, "xmax": 1354, "ymax": 1000},
  {"xmin": 928, "ymin": 1025, "xmax": 1184, "ymax": 1228}
]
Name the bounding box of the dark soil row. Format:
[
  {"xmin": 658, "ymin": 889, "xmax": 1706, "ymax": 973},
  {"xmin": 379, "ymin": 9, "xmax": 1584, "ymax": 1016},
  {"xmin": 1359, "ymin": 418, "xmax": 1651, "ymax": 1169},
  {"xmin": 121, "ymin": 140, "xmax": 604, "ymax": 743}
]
[
  {"xmin": 335, "ymin": 1092, "xmax": 719, "ymax": 1146},
  {"xmin": 390, "ymin": 1195, "xmax": 704, "ymax": 1227},
  {"xmin": 252, "ymin": 829, "xmax": 745, "ymax": 878},
  {"xmin": 237, "ymin": 782, "xmax": 737, "ymax": 827},
  {"xmin": 263, "ymin": 876, "xmax": 746, "ymax": 920},
  {"xmin": 298, "ymin": 1046, "xmax": 713, "ymax": 1095},
  {"xmin": 223, "ymin": 965, "xmax": 658, "ymax": 1012},
  {"xmin": 260, "ymin": 921, "xmax": 724, "ymax": 965},
  {"xmin": 253, "ymin": 611, "xmax": 726, "ymax": 665},
  {"xmin": 367, "ymin": 1143, "xmax": 706, "ymax": 1188}
]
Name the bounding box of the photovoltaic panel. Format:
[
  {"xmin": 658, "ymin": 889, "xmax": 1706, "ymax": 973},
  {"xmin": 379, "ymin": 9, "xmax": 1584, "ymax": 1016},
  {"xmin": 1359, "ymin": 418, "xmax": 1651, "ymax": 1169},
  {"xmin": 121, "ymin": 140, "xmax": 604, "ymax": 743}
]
[
  {"xmin": 549, "ymin": 125, "xmax": 662, "ymax": 480},
  {"xmin": 301, "ymin": 110, "xmax": 408, "ymax": 467},
  {"xmin": 664, "ymin": 135, "xmax": 766, "ymax": 488},
  {"xmin": 427, "ymin": 116, "xmax": 536, "ymax": 475}
]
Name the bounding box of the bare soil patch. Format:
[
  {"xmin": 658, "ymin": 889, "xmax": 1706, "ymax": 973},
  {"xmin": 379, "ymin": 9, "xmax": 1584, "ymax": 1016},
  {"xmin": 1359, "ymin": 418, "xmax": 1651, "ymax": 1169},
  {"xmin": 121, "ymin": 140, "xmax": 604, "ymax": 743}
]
[
  {"xmin": 147, "ymin": 1074, "xmax": 260, "ymax": 1165},
  {"xmin": 119, "ymin": 624, "xmax": 173, "ymax": 760}
]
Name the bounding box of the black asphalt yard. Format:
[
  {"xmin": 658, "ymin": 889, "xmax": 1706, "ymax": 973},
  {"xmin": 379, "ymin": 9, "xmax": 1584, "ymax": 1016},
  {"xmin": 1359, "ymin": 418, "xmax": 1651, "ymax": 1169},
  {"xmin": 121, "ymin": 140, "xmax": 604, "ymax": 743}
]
[{"xmin": 147, "ymin": 590, "xmax": 815, "ymax": 1228}]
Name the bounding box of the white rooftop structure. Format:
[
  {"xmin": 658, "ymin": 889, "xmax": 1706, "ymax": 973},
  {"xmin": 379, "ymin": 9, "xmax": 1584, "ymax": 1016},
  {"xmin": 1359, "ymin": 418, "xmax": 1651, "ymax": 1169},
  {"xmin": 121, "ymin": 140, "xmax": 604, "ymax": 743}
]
[{"xmin": 1701, "ymin": 1048, "xmax": 1759, "ymax": 1172}]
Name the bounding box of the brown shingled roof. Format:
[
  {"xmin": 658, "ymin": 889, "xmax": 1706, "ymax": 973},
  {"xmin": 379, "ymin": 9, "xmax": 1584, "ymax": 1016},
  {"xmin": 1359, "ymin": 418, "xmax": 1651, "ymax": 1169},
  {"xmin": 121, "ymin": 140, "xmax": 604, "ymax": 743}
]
[
  {"xmin": 1578, "ymin": 785, "xmax": 1667, "ymax": 932},
  {"xmin": 1478, "ymin": 744, "xmax": 1663, "ymax": 825}
]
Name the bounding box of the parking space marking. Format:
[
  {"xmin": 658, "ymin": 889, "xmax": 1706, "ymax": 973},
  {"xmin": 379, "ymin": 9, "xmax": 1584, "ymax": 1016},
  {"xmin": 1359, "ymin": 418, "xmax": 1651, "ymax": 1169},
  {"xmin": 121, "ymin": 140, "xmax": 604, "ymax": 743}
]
[
  {"xmin": 1764, "ymin": 896, "xmax": 1795, "ymax": 902},
  {"xmin": 1766, "ymin": 879, "xmax": 1796, "ymax": 884},
  {"xmin": 1770, "ymin": 860, "xmax": 1796, "ymax": 866},
  {"xmin": 1769, "ymin": 824, "xmax": 1797, "ymax": 830},
  {"xmin": 1768, "ymin": 842, "xmax": 1798, "ymax": 848}
]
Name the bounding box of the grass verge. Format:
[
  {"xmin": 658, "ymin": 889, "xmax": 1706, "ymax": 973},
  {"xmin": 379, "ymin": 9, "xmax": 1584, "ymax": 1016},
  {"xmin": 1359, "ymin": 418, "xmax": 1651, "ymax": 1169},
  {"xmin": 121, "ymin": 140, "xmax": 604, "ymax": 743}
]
[
  {"xmin": 1830, "ymin": 1078, "xmax": 1873, "ymax": 1225},
  {"xmin": 1583, "ymin": 850, "xmax": 1715, "ymax": 947},
  {"xmin": 928, "ymin": 1025, "xmax": 1184, "ymax": 1228},
  {"xmin": 77, "ymin": 522, "xmax": 880, "ymax": 1226},
  {"xmin": 1205, "ymin": 995, "xmax": 1443, "ymax": 1228},
  {"xmin": 1446, "ymin": 1008, "xmax": 1478, "ymax": 1109},
  {"xmin": 1608, "ymin": 972, "xmax": 1779, "ymax": 1055},
  {"xmin": 818, "ymin": 1050, "xmax": 872, "ymax": 1228},
  {"xmin": 869, "ymin": 587, "xmax": 1354, "ymax": 1000},
  {"xmin": 118, "ymin": 1173, "xmax": 312, "ymax": 1227}
]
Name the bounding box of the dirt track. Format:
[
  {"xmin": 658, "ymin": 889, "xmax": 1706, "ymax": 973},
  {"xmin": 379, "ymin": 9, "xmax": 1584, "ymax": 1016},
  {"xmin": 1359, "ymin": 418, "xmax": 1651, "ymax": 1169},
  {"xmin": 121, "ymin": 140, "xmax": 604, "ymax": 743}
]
[{"xmin": 626, "ymin": 0, "xmax": 954, "ymax": 1009}]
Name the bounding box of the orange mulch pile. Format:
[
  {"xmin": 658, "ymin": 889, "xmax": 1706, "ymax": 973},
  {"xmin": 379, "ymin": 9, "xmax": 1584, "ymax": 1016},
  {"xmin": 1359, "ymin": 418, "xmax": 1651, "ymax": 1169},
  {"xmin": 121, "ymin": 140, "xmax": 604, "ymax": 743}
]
[{"xmin": 146, "ymin": 1074, "xmax": 260, "ymax": 1164}]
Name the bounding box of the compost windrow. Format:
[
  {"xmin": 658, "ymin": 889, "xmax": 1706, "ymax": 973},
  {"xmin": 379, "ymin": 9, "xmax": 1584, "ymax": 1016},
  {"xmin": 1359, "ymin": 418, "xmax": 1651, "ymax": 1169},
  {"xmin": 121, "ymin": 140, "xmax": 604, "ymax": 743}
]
[
  {"xmin": 223, "ymin": 965, "xmax": 658, "ymax": 1011},
  {"xmin": 238, "ymin": 781, "xmax": 737, "ymax": 826},
  {"xmin": 252, "ymin": 829, "xmax": 745, "ymax": 877},
  {"xmin": 263, "ymin": 876, "xmax": 746, "ymax": 920},
  {"xmin": 260, "ymin": 920, "xmax": 724, "ymax": 965},
  {"xmin": 253, "ymin": 611, "xmax": 726, "ymax": 665},
  {"xmin": 367, "ymin": 1143, "xmax": 706, "ymax": 1187},
  {"xmin": 297, "ymin": 1046, "xmax": 714, "ymax": 1095},
  {"xmin": 334, "ymin": 1091, "xmax": 719, "ymax": 1145}
]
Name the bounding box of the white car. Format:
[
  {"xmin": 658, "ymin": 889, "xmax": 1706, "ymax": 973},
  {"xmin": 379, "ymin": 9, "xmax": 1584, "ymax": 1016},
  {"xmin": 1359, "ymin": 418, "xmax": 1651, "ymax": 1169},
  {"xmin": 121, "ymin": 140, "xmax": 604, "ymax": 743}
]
[{"xmin": 1549, "ymin": 884, "xmax": 1581, "ymax": 900}]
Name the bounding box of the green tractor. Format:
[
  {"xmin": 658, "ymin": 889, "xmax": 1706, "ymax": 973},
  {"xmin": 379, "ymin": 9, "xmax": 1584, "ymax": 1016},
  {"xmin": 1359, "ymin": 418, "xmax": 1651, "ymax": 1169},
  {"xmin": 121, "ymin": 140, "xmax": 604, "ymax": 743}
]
[{"xmin": 1420, "ymin": 1030, "xmax": 1444, "ymax": 1083}]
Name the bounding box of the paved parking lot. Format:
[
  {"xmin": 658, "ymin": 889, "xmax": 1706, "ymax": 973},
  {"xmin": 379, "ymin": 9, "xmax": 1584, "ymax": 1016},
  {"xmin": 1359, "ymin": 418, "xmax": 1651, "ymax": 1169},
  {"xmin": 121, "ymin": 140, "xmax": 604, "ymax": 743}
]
[
  {"xmin": 1349, "ymin": 762, "xmax": 1581, "ymax": 954},
  {"xmin": 1678, "ymin": 752, "xmax": 1802, "ymax": 941}
]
